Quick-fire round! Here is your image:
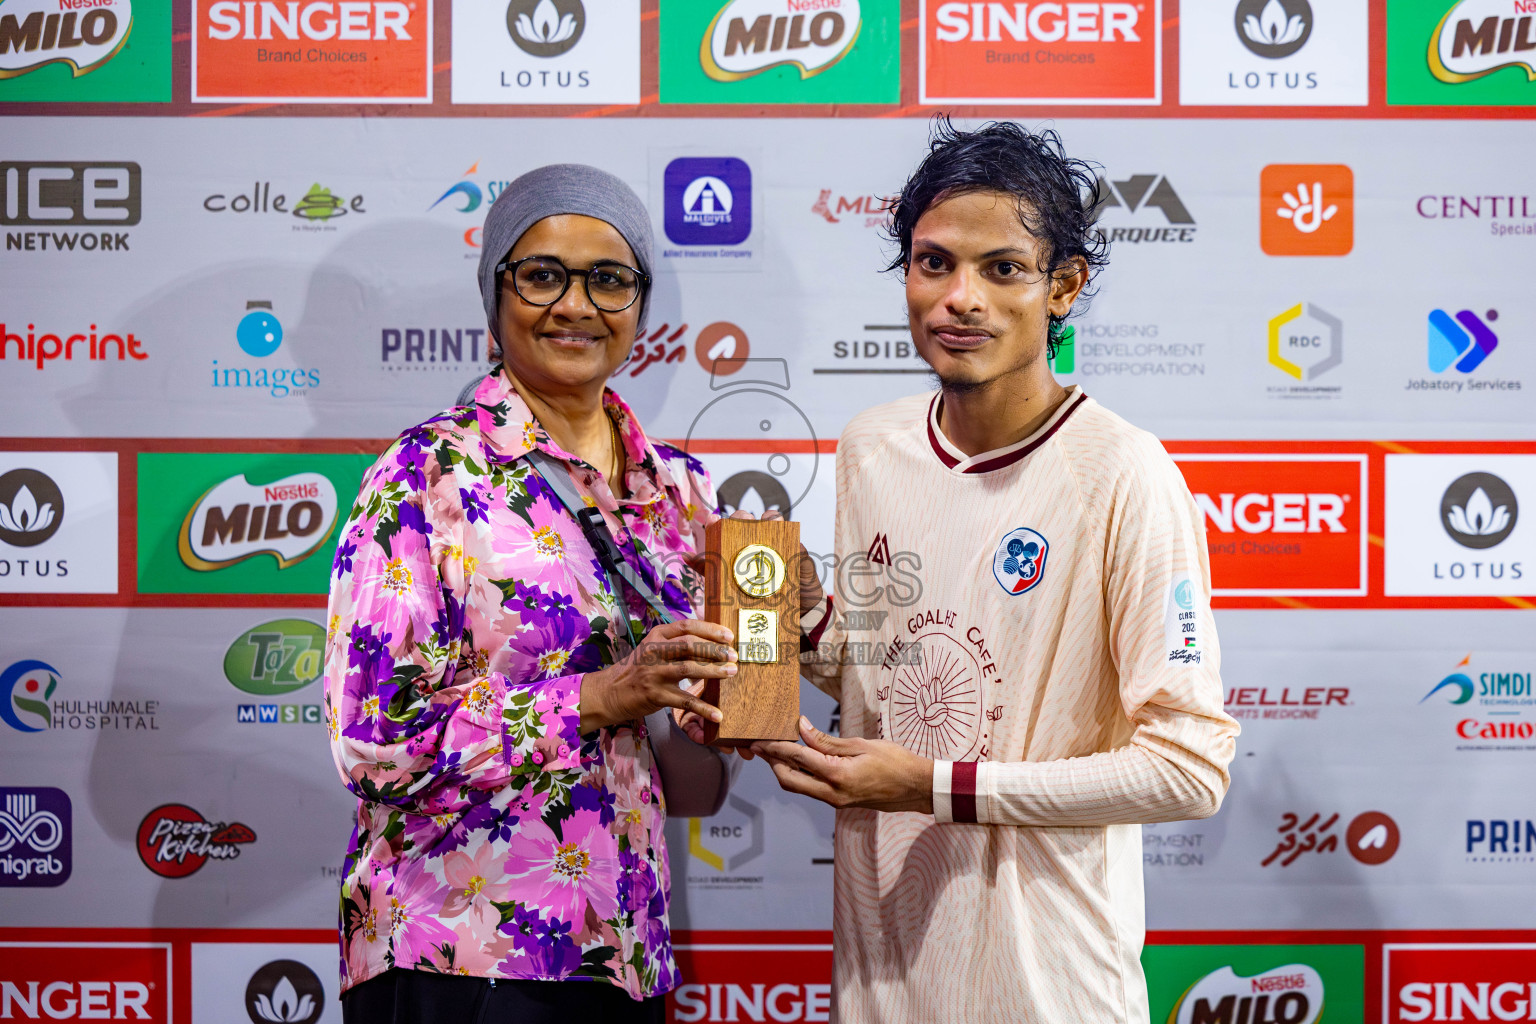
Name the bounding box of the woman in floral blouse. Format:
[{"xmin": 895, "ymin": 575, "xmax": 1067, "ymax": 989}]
[{"xmin": 326, "ymin": 164, "xmax": 738, "ymax": 1023}]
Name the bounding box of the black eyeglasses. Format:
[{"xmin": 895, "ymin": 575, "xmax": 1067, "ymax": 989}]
[{"xmin": 495, "ymin": 256, "xmax": 650, "ymax": 314}]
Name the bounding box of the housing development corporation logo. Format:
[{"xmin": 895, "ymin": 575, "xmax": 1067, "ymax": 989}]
[
  {"xmin": 0, "ymin": 469, "xmax": 63, "ymax": 548},
  {"xmin": 0, "ymin": 787, "xmax": 71, "ymax": 887},
  {"xmin": 178, "ymin": 472, "xmax": 339, "ymax": 572},
  {"xmin": 664, "ymin": 157, "xmax": 753, "ymax": 246},
  {"xmin": 700, "ymin": 0, "xmax": 862, "ymax": 81},
  {"xmin": 1259, "ymin": 163, "xmax": 1353, "ymax": 256},
  {"xmin": 137, "ymin": 803, "xmax": 256, "ymax": 878},
  {"xmin": 0, "ymin": 0, "xmax": 133, "ymax": 80},
  {"xmin": 1090, "ymin": 173, "xmax": 1196, "ymax": 244},
  {"xmin": 245, "ymin": 960, "xmax": 325, "ymax": 1024}
]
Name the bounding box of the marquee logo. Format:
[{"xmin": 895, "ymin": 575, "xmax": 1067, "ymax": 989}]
[
  {"xmin": 1441, "ymin": 471, "xmax": 1518, "ymax": 549},
  {"xmin": 0, "ymin": 469, "xmax": 64, "ymax": 549},
  {"xmin": 1090, "ymin": 174, "xmax": 1196, "ymax": 244},
  {"xmin": 178, "ymin": 472, "xmax": 339, "ymax": 572},
  {"xmin": 508, "ymin": 0, "xmax": 584, "ymax": 56},
  {"xmin": 0, "ymin": 0, "xmax": 133, "ymax": 80},
  {"xmin": 136, "ymin": 803, "xmax": 256, "ymax": 878},
  {"xmin": 1169, "ymin": 963, "xmax": 1324, "ymax": 1024},
  {"xmin": 0, "ymin": 787, "xmax": 70, "ymax": 888},
  {"xmin": 1429, "ymin": 0, "xmax": 1536, "ymax": 84},
  {"xmin": 701, "ymin": 0, "xmax": 862, "ymax": 81}
]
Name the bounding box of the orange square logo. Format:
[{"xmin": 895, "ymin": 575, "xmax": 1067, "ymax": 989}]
[
  {"xmin": 193, "ymin": 0, "xmax": 432, "ymax": 103},
  {"xmin": 1260, "ymin": 164, "xmax": 1354, "ymax": 256},
  {"xmin": 919, "ymin": 0, "xmax": 1161, "ymax": 104}
]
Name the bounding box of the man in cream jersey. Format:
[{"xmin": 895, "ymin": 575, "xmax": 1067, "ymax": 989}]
[{"xmin": 752, "ymin": 121, "xmax": 1240, "ymax": 1023}]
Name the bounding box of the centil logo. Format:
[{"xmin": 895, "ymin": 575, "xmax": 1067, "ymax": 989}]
[{"xmin": 701, "ymin": 0, "xmax": 862, "ymax": 81}]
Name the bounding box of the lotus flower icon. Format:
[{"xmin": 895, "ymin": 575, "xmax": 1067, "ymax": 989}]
[
  {"xmin": 1244, "ymin": 0, "xmax": 1306, "ymax": 46},
  {"xmin": 253, "ymin": 976, "xmax": 315, "ymax": 1023},
  {"xmin": 1440, "ymin": 472, "xmax": 1519, "ymax": 550},
  {"xmin": 0, "ymin": 485, "xmax": 54, "ymax": 537},
  {"xmin": 1448, "ymin": 487, "xmax": 1510, "ymax": 539},
  {"xmin": 515, "ymin": 0, "xmax": 578, "ymax": 45}
]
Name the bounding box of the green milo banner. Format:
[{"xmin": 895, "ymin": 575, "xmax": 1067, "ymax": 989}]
[
  {"xmin": 659, "ymin": 0, "xmax": 899, "ymax": 104},
  {"xmin": 1144, "ymin": 944, "xmax": 1365, "ymax": 1024},
  {"xmin": 1388, "ymin": 0, "xmax": 1536, "ymax": 106},
  {"xmin": 0, "ymin": 0, "xmax": 171, "ymax": 103},
  {"xmin": 136, "ymin": 452, "xmax": 372, "ymax": 595}
]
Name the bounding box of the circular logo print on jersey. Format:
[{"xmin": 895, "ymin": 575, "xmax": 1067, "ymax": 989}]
[
  {"xmin": 1234, "ymin": 0, "xmax": 1312, "ymax": 59},
  {"xmin": 992, "ymin": 527, "xmax": 1049, "ymax": 596},
  {"xmin": 1345, "ymin": 811, "xmax": 1400, "ymax": 865},
  {"xmin": 245, "ymin": 959, "xmax": 324, "ymax": 1024},
  {"xmin": 886, "ymin": 632, "xmax": 985, "ymax": 761},
  {"xmin": 0, "ymin": 468, "xmax": 65, "ymax": 548},
  {"xmin": 507, "ymin": 0, "xmax": 584, "ymax": 57},
  {"xmin": 1440, "ymin": 472, "xmax": 1518, "ymax": 550}
]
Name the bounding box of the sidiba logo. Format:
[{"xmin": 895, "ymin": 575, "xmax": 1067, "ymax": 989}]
[
  {"xmin": 1267, "ymin": 302, "xmax": 1342, "ymax": 381},
  {"xmin": 245, "ymin": 959, "xmax": 325, "ymax": 1024},
  {"xmin": 0, "ymin": 0, "xmax": 134, "ymax": 81},
  {"xmin": 136, "ymin": 803, "xmax": 256, "ymax": 878},
  {"xmin": 0, "ymin": 787, "xmax": 71, "ymax": 888},
  {"xmin": 701, "ymin": 0, "xmax": 862, "ymax": 82},
  {"xmin": 1440, "ymin": 471, "xmax": 1518, "ymax": 549},
  {"xmin": 1235, "ymin": 0, "xmax": 1312, "ymax": 58},
  {"xmin": 1170, "ymin": 963, "xmax": 1323, "ymax": 1024},
  {"xmin": 1429, "ymin": 0, "xmax": 1536, "ymax": 84},
  {"xmin": 1090, "ymin": 174, "xmax": 1196, "ymax": 244},
  {"xmin": 507, "ymin": 0, "xmax": 584, "ymax": 56},
  {"xmin": 0, "ymin": 659, "xmax": 59, "ymax": 733},
  {"xmin": 224, "ymin": 619, "xmax": 326, "ymax": 696},
  {"xmin": 178, "ymin": 472, "xmax": 340, "ymax": 572},
  {"xmin": 664, "ymin": 157, "xmax": 752, "ymax": 246},
  {"xmin": 1260, "ymin": 164, "xmax": 1354, "ymax": 256},
  {"xmin": 0, "ymin": 469, "xmax": 64, "ymax": 548},
  {"xmin": 1428, "ymin": 307, "xmax": 1499, "ymax": 373}
]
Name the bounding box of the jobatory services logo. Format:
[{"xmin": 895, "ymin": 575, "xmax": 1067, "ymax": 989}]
[
  {"xmin": 245, "ymin": 960, "xmax": 325, "ymax": 1024},
  {"xmin": 1260, "ymin": 163, "xmax": 1354, "ymax": 255},
  {"xmin": 1386, "ymin": 944, "xmax": 1536, "ymax": 1023},
  {"xmin": 0, "ymin": 0, "xmax": 169, "ymax": 102},
  {"xmin": 0, "ymin": 453, "xmax": 118, "ymax": 594},
  {"xmin": 1390, "ymin": 0, "xmax": 1536, "ymax": 105},
  {"xmin": 1144, "ymin": 945, "xmax": 1365, "ymax": 1024},
  {"xmin": 193, "ymin": 0, "xmax": 432, "ymax": 103},
  {"xmin": 1266, "ymin": 301, "xmax": 1342, "ymax": 397},
  {"xmin": 664, "ymin": 156, "xmax": 753, "ymax": 247},
  {"xmin": 0, "ymin": 943, "xmax": 169, "ymax": 1022},
  {"xmin": 1089, "ymin": 173, "xmax": 1197, "ymax": 244},
  {"xmin": 452, "ymin": 0, "xmax": 639, "ymax": 104},
  {"xmin": 211, "ymin": 301, "xmax": 321, "ymax": 399},
  {"xmin": 1409, "ymin": 306, "xmax": 1521, "ymax": 395},
  {"xmin": 661, "ymin": 0, "xmax": 897, "ymax": 103},
  {"xmin": 1385, "ymin": 454, "xmax": 1532, "ymax": 597},
  {"xmin": 1416, "ymin": 191, "xmax": 1536, "ymax": 237},
  {"xmin": 0, "ymin": 787, "xmax": 70, "ymax": 888},
  {"xmin": 1181, "ymin": 0, "xmax": 1368, "ymax": 106},
  {"xmin": 0, "ymin": 468, "xmax": 63, "ymax": 548},
  {"xmin": 1, "ymin": 657, "xmax": 161, "ymax": 734},
  {"xmin": 1, "ymin": 160, "xmax": 141, "ymax": 255},
  {"xmin": 137, "ymin": 803, "xmax": 256, "ymax": 878},
  {"xmin": 920, "ymin": 0, "xmax": 1161, "ymax": 104}
]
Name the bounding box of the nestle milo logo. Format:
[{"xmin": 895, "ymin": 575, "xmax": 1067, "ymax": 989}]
[{"xmin": 223, "ymin": 619, "xmax": 325, "ymax": 696}]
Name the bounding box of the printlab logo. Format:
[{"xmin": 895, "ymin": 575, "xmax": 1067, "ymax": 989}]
[
  {"xmin": 992, "ymin": 527, "xmax": 1048, "ymax": 595},
  {"xmin": 1441, "ymin": 472, "xmax": 1518, "ymax": 550},
  {"xmin": 1266, "ymin": 302, "xmax": 1342, "ymax": 393},
  {"xmin": 1259, "ymin": 164, "xmax": 1353, "ymax": 256},
  {"xmin": 664, "ymin": 157, "xmax": 752, "ymax": 246},
  {"xmin": 381, "ymin": 327, "xmax": 489, "ymax": 371},
  {"xmin": 1261, "ymin": 810, "xmax": 1399, "ymax": 866},
  {"xmin": 0, "ymin": 787, "xmax": 71, "ymax": 888},
  {"xmin": 700, "ymin": 0, "xmax": 862, "ymax": 82},
  {"xmin": 0, "ymin": 469, "xmax": 64, "ymax": 548},
  {"xmin": 0, "ymin": 0, "xmax": 133, "ymax": 80},
  {"xmin": 1090, "ymin": 174, "xmax": 1197, "ymax": 245},
  {"xmin": 246, "ymin": 960, "xmax": 325, "ymax": 1024},
  {"xmin": 136, "ymin": 803, "xmax": 256, "ymax": 878},
  {"xmin": 1429, "ymin": 308, "xmax": 1499, "ymax": 374},
  {"xmin": 1466, "ymin": 818, "xmax": 1536, "ymax": 863},
  {"xmin": 1169, "ymin": 963, "xmax": 1324, "ymax": 1024},
  {"xmin": 179, "ymin": 472, "xmax": 340, "ymax": 572},
  {"xmin": 508, "ymin": 0, "xmax": 584, "ymax": 56},
  {"xmin": 1236, "ymin": 0, "xmax": 1312, "ymax": 58}
]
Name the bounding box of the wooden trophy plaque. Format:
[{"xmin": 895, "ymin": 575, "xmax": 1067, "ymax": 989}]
[{"xmin": 700, "ymin": 517, "xmax": 801, "ymax": 746}]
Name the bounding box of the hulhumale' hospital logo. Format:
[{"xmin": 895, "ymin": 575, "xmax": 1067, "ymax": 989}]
[
  {"xmin": 0, "ymin": 659, "xmax": 59, "ymax": 733},
  {"xmin": 0, "ymin": 0, "xmax": 134, "ymax": 81},
  {"xmin": 992, "ymin": 527, "xmax": 1048, "ymax": 595},
  {"xmin": 701, "ymin": 0, "xmax": 862, "ymax": 81},
  {"xmin": 664, "ymin": 157, "xmax": 752, "ymax": 246}
]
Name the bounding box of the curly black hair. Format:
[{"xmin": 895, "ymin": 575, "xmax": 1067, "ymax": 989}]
[{"xmin": 884, "ymin": 118, "xmax": 1109, "ymax": 354}]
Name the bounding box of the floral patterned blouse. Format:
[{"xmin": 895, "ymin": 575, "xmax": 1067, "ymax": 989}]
[{"xmin": 324, "ymin": 368, "xmax": 715, "ymax": 1000}]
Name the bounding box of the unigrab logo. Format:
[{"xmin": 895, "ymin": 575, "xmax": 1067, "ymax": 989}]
[
  {"xmin": 0, "ymin": 0, "xmax": 134, "ymax": 81},
  {"xmin": 0, "ymin": 787, "xmax": 71, "ymax": 888},
  {"xmin": 1429, "ymin": 0, "xmax": 1536, "ymax": 84},
  {"xmin": 178, "ymin": 472, "xmax": 339, "ymax": 572},
  {"xmin": 1169, "ymin": 963, "xmax": 1324, "ymax": 1024},
  {"xmin": 701, "ymin": 0, "xmax": 862, "ymax": 81}
]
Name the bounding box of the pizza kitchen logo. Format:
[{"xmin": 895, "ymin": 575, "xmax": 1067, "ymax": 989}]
[
  {"xmin": 136, "ymin": 802, "xmax": 256, "ymax": 878},
  {"xmin": 0, "ymin": 0, "xmax": 134, "ymax": 81},
  {"xmin": 701, "ymin": 0, "xmax": 862, "ymax": 81},
  {"xmin": 177, "ymin": 472, "xmax": 340, "ymax": 573}
]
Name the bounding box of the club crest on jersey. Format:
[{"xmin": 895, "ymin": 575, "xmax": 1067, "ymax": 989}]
[{"xmin": 992, "ymin": 527, "xmax": 1048, "ymax": 595}]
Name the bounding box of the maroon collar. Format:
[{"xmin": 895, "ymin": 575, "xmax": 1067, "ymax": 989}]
[{"xmin": 926, "ymin": 387, "xmax": 1088, "ymax": 474}]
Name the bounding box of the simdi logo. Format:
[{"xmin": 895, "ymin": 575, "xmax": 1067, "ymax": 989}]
[
  {"xmin": 920, "ymin": 0, "xmax": 1161, "ymax": 104},
  {"xmin": 2, "ymin": 161, "xmax": 139, "ymax": 253},
  {"xmin": 0, "ymin": 942, "xmax": 168, "ymax": 1022},
  {"xmin": 1386, "ymin": 944, "xmax": 1536, "ymax": 1023},
  {"xmin": 0, "ymin": 0, "xmax": 132, "ymax": 81},
  {"xmin": 179, "ymin": 472, "xmax": 339, "ymax": 572},
  {"xmin": 193, "ymin": 0, "xmax": 432, "ymax": 103},
  {"xmin": 701, "ymin": 0, "xmax": 863, "ymax": 81}
]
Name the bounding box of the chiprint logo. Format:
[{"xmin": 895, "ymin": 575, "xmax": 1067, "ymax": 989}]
[
  {"xmin": 991, "ymin": 526, "xmax": 1048, "ymax": 595},
  {"xmin": 178, "ymin": 472, "xmax": 339, "ymax": 572},
  {"xmin": 136, "ymin": 803, "xmax": 256, "ymax": 878}
]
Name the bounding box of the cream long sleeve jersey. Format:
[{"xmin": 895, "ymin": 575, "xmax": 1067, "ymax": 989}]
[{"xmin": 799, "ymin": 386, "xmax": 1239, "ymax": 1024}]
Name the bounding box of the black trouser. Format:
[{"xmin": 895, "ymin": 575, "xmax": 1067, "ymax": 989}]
[{"xmin": 342, "ymin": 969, "xmax": 667, "ymax": 1024}]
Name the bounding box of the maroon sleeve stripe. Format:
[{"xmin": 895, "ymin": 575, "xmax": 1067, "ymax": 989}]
[
  {"xmin": 951, "ymin": 761, "xmax": 979, "ymax": 823},
  {"xmin": 800, "ymin": 595, "xmax": 835, "ymax": 654}
]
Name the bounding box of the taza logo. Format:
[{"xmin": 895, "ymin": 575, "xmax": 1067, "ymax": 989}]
[
  {"xmin": 1441, "ymin": 471, "xmax": 1518, "ymax": 549},
  {"xmin": 507, "ymin": 0, "xmax": 584, "ymax": 56},
  {"xmin": 1170, "ymin": 963, "xmax": 1323, "ymax": 1024},
  {"xmin": 701, "ymin": 0, "xmax": 861, "ymax": 81},
  {"xmin": 0, "ymin": 787, "xmax": 71, "ymax": 888},
  {"xmin": 246, "ymin": 960, "xmax": 324, "ymax": 1024},
  {"xmin": 0, "ymin": 0, "xmax": 133, "ymax": 81},
  {"xmin": 1428, "ymin": 307, "xmax": 1498, "ymax": 373},
  {"xmin": 0, "ymin": 469, "xmax": 63, "ymax": 548},
  {"xmin": 178, "ymin": 472, "xmax": 339, "ymax": 571},
  {"xmin": 136, "ymin": 803, "xmax": 256, "ymax": 878},
  {"xmin": 992, "ymin": 527, "xmax": 1048, "ymax": 595},
  {"xmin": 1429, "ymin": 0, "xmax": 1536, "ymax": 84},
  {"xmin": 224, "ymin": 619, "xmax": 326, "ymax": 696},
  {"xmin": 1235, "ymin": 0, "xmax": 1312, "ymax": 58}
]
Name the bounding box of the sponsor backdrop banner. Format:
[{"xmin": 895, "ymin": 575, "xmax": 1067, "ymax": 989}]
[{"xmin": 3, "ymin": 1, "xmax": 1535, "ymax": 1022}]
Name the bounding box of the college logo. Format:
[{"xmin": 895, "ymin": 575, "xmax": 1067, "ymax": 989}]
[
  {"xmin": 1429, "ymin": 307, "xmax": 1499, "ymax": 373},
  {"xmin": 137, "ymin": 803, "xmax": 256, "ymax": 878},
  {"xmin": 201, "ymin": 182, "xmax": 367, "ymax": 226},
  {"xmin": 193, "ymin": 0, "xmax": 432, "ymax": 103},
  {"xmin": 508, "ymin": 0, "xmax": 583, "ymax": 56},
  {"xmin": 0, "ymin": 787, "xmax": 70, "ymax": 888},
  {"xmin": 0, "ymin": 0, "xmax": 133, "ymax": 80},
  {"xmin": 0, "ymin": 469, "xmax": 63, "ymax": 549},
  {"xmin": 992, "ymin": 527, "xmax": 1048, "ymax": 595},
  {"xmin": 1441, "ymin": 471, "xmax": 1518, "ymax": 549},
  {"xmin": 664, "ymin": 157, "xmax": 753, "ymax": 246},
  {"xmin": 700, "ymin": 0, "xmax": 861, "ymax": 81},
  {"xmin": 245, "ymin": 960, "xmax": 325, "ymax": 1024},
  {"xmin": 1259, "ymin": 164, "xmax": 1353, "ymax": 256},
  {"xmin": 921, "ymin": 0, "xmax": 1160, "ymax": 104},
  {"xmin": 1169, "ymin": 963, "xmax": 1324, "ymax": 1024},
  {"xmin": 179, "ymin": 472, "xmax": 339, "ymax": 572},
  {"xmin": 1387, "ymin": 944, "xmax": 1536, "ymax": 1023},
  {"xmin": 1267, "ymin": 301, "xmax": 1342, "ymax": 383}
]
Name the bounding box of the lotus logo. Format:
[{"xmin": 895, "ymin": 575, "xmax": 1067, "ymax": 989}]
[
  {"xmin": 0, "ymin": 469, "xmax": 64, "ymax": 548},
  {"xmin": 1236, "ymin": 0, "xmax": 1311, "ymax": 58},
  {"xmin": 507, "ymin": 0, "xmax": 584, "ymax": 57},
  {"xmin": 1441, "ymin": 472, "xmax": 1518, "ymax": 550},
  {"xmin": 244, "ymin": 960, "xmax": 324, "ymax": 1024}
]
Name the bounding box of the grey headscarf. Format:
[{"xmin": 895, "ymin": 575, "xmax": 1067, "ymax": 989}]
[{"xmin": 476, "ymin": 163, "xmax": 655, "ymax": 346}]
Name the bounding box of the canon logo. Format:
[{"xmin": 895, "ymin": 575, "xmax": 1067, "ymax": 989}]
[
  {"xmin": 1398, "ymin": 981, "xmax": 1536, "ymax": 1022},
  {"xmin": 205, "ymin": 1, "xmax": 413, "ymax": 41},
  {"xmin": 933, "ymin": 2, "xmax": 1141, "ymax": 43},
  {"xmin": 1195, "ymin": 492, "xmax": 1346, "ymax": 535},
  {"xmin": 0, "ymin": 980, "xmax": 151, "ymax": 1020}
]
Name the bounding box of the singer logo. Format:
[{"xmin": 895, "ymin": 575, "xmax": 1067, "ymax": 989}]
[
  {"xmin": 178, "ymin": 472, "xmax": 339, "ymax": 572},
  {"xmin": 1386, "ymin": 944, "xmax": 1536, "ymax": 1023},
  {"xmin": 920, "ymin": 0, "xmax": 1161, "ymax": 103},
  {"xmin": 0, "ymin": 942, "xmax": 168, "ymax": 1022},
  {"xmin": 193, "ymin": 0, "xmax": 432, "ymax": 102},
  {"xmin": 669, "ymin": 938, "xmax": 831, "ymax": 1022},
  {"xmin": 1174, "ymin": 455, "xmax": 1367, "ymax": 596}
]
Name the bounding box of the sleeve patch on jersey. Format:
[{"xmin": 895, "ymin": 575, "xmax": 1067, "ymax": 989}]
[{"xmin": 1164, "ymin": 575, "xmax": 1204, "ymax": 665}]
